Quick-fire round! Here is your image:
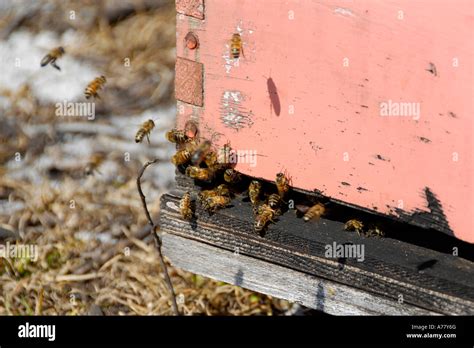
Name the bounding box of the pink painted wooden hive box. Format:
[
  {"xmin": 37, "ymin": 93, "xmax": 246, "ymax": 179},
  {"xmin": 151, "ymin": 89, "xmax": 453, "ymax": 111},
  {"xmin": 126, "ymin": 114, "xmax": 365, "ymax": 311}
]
[{"xmin": 175, "ymin": 0, "xmax": 474, "ymax": 244}]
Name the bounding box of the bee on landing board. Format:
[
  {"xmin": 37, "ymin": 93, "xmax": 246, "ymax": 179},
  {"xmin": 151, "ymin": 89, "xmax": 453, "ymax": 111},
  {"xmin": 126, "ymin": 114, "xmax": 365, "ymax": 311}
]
[
  {"xmin": 135, "ymin": 119, "xmax": 155, "ymax": 144},
  {"xmin": 254, "ymin": 204, "xmax": 277, "ymax": 234},
  {"xmin": 224, "ymin": 168, "xmax": 242, "ymax": 184},
  {"xmin": 201, "ymin": 195, "xmax": 231, "ymax": 214},
  {"xmin": 40, "ymin": 47, "xmax": 65, "ymax": 70},
  {"xmin": 248, "ymin": 180, "xmax": 262, "ymax": 208},
  {"xmin": 198, "ymin": 184, "xmax": 231, "ymax": 203},
  {"xmin": 84, "ymin": 152, "xmax": 105, "ymax": 176},
  {"xmin": 230, "ymin": 33, "xmax": 244, "ymax": 59},
  {"xmin": 185, "ymin": 166, "xmax": 215, "ymax": 182},
  {"xmin": 179, "ymin": 192, "xmax": 194, "ymax": 220},
  {"xmin": 344, "ymin": 219, "xmax": 364, "ymax": 235},
  {"xmin": 296, "ymin": 203, "xmax": 326, "ymax": 222},
  {"xmin": 267, "ymin": 193, "xmax": 283, "ymax": 212},
  {"xmin": 84, "ymin": 75, "xmax": 107, "ymax": 99},
  {"xmin": 365, "ymin": 225, "xmax": 385, "ymax": 238}
]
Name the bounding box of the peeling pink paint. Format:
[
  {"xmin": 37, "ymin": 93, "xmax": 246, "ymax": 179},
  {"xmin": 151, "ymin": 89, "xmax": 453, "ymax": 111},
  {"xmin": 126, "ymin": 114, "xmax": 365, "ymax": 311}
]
[{"xmin": 176, "ymin": 0, "xmax": 474, "ymax": 243}]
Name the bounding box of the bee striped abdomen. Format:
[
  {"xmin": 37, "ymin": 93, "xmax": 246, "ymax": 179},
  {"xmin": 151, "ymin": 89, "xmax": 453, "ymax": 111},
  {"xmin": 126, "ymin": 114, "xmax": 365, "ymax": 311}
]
[
  {"xmin": 135, "ymin": 119, "xmax": 155, "ymax": 143},
  {"xmin": 40, "ymin": 47, "xmax": 65, "ymax": 70},
  {"xmin": 230, "ymin": 33, "xmax": 242, "ymax": 59},
  {"xmin": 84, "ymin": 76, "xmax": 107, "ymax": 99}
]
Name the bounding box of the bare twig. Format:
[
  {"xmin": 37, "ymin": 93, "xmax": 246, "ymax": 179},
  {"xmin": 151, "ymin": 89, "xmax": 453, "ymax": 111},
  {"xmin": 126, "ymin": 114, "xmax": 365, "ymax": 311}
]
[{"xmin": 137, "ymin": 159, "xmax": 180, "ymax": 315}]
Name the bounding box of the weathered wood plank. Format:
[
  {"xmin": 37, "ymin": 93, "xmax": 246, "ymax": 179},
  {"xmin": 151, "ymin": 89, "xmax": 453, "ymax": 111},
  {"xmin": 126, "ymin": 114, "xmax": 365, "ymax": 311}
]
[
  {"xmin": 160, "ymin": 192, "xmax": 474, "ymax": 315},
  {"xmin": 163, "ymin": 233, "xmax": 436, "ymax": 315}
]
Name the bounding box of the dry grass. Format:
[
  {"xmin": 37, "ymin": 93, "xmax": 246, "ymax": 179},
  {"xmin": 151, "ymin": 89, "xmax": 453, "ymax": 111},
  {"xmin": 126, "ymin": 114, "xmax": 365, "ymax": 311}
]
[{"xmin": 0, "ymin": 0, "xmax": 293, "ymax": 316}]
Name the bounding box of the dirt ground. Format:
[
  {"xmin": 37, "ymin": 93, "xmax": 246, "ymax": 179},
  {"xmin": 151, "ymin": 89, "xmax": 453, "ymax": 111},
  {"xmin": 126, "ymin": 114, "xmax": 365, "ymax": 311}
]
[{"xmin": 0, "ymin": 0, "xmax": 295, "ymax": 315}]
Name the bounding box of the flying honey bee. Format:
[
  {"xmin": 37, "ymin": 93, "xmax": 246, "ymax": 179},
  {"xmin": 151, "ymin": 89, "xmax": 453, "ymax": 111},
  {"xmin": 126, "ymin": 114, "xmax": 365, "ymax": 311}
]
[
  {"xmin": 191, "ymin": 140, "xmax": 212, "ymax": 166},
  {"xmin": 344, "ymin": 219, "xmax": 364, "ymax": 235},
  {"xmin": 186, "ymin": 166, "xmax": 215, "ymax": 182},
  {"xmin": 179, "ymin": 192, "xmax": 194, "ymax": 220},
  {"xmin": 201, "ymin": 195, "xmax": 231, "ymax": 214},
  {"xmin": 135, "ymin": 119, "xmax": 155, "ymax": 144},
  {"xmin": 248, "ymin": 180, "xmax": 262, "ymax": 207},
  {"xmin": 254, "ymin": 204, "xmax": 276, "ymax": 233},
  {"xmin": 84, "ymin": 75, "xmax": 107, "ymax": 99},
  {"xmin": 230, "ymin": 33, "xmax": 244, "ymax": 59},
  {"xmin": 224, "ymin": 168, "xmax": 242, "ymax": 184},
  {"xmin": 275, "ymin": 171, "xmax": 291, "ymax": 198},
  {"xmin": 171, "ymin": 148, "xmax": 192, "ymax": 166},
  {"xmin": 84, "ymin": 152, "xmax": 105, "ymax": 176},
  {"xmin": 40, "ymin": 46, "xmax": 65, "ymax": 71},
  {"xmin": 296, "ymin": 203, "xmax": 326, "ymax": 222}
]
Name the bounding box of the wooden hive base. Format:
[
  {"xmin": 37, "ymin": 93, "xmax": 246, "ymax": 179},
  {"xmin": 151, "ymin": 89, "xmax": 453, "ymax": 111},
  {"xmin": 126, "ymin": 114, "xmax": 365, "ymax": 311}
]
[{"xmin": 159, "ymin": 174, "xmax": 474, "ymax": 315}]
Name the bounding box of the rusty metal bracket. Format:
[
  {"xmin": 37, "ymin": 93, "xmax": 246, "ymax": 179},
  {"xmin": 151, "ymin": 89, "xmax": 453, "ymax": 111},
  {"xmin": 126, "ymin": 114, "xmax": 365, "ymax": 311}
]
[{"xmin": 175, "ymin": 57, "xmax": 203, "ymax": 107}]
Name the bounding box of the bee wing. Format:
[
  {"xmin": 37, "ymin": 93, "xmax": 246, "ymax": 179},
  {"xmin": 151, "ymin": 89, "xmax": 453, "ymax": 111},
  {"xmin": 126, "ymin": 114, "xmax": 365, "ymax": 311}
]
[
  {"xmin": 295, "ymin": 204, "xmax": 310, "ymax": 213},
  {"xmin": 40, "ymin": 55, "xmax": 52, "ymax": 67}
]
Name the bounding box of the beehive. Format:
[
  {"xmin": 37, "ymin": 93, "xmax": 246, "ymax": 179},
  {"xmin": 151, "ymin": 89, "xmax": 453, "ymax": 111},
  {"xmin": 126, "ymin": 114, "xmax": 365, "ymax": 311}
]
[
  {"xmin": 161, "ymin": 0, "xmax": 474, "ymax": 315},
  {"xmin": 175, "ymin": 0, "xmax": 474, "ymax": 244}
]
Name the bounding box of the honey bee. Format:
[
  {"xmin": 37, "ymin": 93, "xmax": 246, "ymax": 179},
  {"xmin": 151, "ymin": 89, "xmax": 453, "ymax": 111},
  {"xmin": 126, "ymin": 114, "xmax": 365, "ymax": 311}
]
[
  {"xmin": 198, "ymin": 184, "xmax": 231, "ymax": 202},
  {"xmin": 85, "ymin": 75, "xmax": 107, "ymax": 99},
  {"xmin": 215, "ymin": 184, "xmax": 231, "ymax": 197},
  {"xmin": 248, "ymin": 180, "xmax": 262, "ymax": 207},
  {"xmin": 344, "ymin": 219, "xmax": 364, "ymax": 235},
  {"xmin": 171, "ymin": 148, "xmax": 192, "ymax": 166},
  {"xmin": 230, "ymin": 33, "xmax": 244, "ymax": 59},
  {"xmin": 201, "ymin": 195, "xmax": 231, "ymax": 213},
  {"xmin": 224, "ymin": 168, "xmax": 242, "ymax": 184},
  {"xmin": 186, "ymin": 166, "xmax": 215, "ymax": 182},
  {"xmin": 296, "ymin": 203, "xmax": 326, "ymax": 222},
  {"xmin": 179, "ymin": 192, "xmax": 194, "ymax": 220},
  {"xmin": 204, "ymin": 151, "xmax": 218, "ymax": 168},
  {"xmin": 267, "ymin": 193, "xmax": 282, "ymax": 211},
  {"xmin": 166, "ymin": 129, "xmax": 189, "ymax": 144},
  {"xmin": 135, "ymin": 119, "xmax": 155, "ymax": 144},
  {"xmin": 84, "ymin": 152, "xmax": 105, "ymax": 176},
  {"xmin": 275, "ymin": 171, "xmax": 291, "ymax": 198},
  {"xmin": 365, "ymin": 225, "xmax": 385, "ymax": 238},
  {"xmin": 40, "ymin": 47, "xmax": 65, "ymax": 70},
  {"xmin": 191, "ymin": 140, "xmax": 212, "ymax": 166},
  {"xmin": 254, "ymin": 204, "xmax": 276, "ymax": 233}
]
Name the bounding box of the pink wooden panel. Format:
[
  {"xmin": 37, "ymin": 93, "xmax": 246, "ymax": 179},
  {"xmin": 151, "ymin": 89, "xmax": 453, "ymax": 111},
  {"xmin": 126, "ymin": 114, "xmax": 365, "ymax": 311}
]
[{"xmin": 176, "ymin": 0, "xmax": 474, "ymax": 243}]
